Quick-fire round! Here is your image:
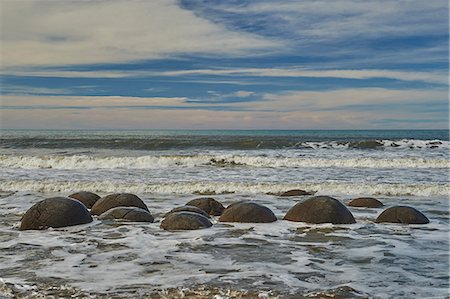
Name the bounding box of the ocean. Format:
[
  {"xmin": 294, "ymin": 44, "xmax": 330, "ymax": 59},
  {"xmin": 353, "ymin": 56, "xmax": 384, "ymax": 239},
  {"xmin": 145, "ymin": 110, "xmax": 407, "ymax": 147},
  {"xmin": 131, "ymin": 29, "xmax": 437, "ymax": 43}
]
[{"xmin": 0, "ymin": 129, "xmax": 448, "ymax": 298}]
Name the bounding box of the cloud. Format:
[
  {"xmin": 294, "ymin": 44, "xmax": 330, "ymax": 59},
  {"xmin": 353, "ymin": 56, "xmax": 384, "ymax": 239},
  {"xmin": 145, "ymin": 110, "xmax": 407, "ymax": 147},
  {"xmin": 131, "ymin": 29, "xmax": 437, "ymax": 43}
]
[
  {"xmin": 1, "ymin": 95, "xmax": 188, "ymax": 108},
  {"xmin": 1, "ymin": 88, "xmax": 447, "ymax": 129},
  {"xmin": 160, "ymin": 68, "xmax": 448, "ymax": 85},
  {"xmin": 1, "ymin": 0, "xmax": 277, "ymax": 68},
  {"xmin": 250, "ymin": 88, "xmax": 448, "ymax": 115},
  {"xmin": 4, "ymin": 68, "xmax": 447, "ymax": 85},
  {"xmin": 184, "ymin": 0, "xmax": 448, "ymax": 66}
]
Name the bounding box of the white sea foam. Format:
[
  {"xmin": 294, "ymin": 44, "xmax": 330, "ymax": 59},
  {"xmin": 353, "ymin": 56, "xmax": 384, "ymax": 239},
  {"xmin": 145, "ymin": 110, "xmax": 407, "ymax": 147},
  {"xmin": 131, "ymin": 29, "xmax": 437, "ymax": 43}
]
[
  {"xmin": 0, "ymin": 179, "xmax": 448, "ymax": 197},
  {"xmin": 0, "ymin": 154, "xmax": 447, "ymax": 170}
]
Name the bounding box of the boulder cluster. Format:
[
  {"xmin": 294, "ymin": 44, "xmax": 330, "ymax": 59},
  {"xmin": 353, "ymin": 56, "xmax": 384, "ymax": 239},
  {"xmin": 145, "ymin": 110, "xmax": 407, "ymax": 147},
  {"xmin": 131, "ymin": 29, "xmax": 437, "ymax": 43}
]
[{"xmin": 19, "ymin": 189, "xmax": 430, "ymax": 231}]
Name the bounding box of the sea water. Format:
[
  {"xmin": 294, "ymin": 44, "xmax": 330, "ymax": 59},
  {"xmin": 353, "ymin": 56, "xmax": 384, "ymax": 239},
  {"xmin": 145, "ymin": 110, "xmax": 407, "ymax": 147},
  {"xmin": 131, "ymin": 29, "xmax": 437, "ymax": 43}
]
[{"xmin": 0, "ymin": 130, "xmax": 448, "ymax": 298}]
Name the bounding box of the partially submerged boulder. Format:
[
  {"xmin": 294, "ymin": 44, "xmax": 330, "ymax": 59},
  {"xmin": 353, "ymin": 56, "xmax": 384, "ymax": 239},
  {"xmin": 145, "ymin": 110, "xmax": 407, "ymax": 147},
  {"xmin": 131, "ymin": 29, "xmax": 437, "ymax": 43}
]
[
  {"xmin": 375, "ymin": 206, "xmax": 429, "ymax": 224},
  {"xmin": 219, "ymin": 201, "xmax": 277, "ymax": 223},
  {"xmin": 349, "ymin": 140, "xmax": 383, "ymax": 149},
  {"xmin": 347, "ymin": 197, "xmax": 384, "ymax": 208},
  {"xmin": 20, "ymin": 197, "xmax": 93, "ymax": 230},
  {"xmin": 91, "ymin": 193, "xmax": 148, "ymax": 215},
  {"xmin": 284, "ymin": 196, "xmax": 356, "ymax": 224},
  {"xmin": 165, "ymin": 206, "xmax": 210, "ymax": 218},
  {"xmin": 186, "ymin": 197, "xmax": 225, "ymax": 216},
  {"xmin": 279, "ymin": 189, "xmax": 315, "ymax": 197},
  {"xmin": 161, "ymin": 212, "xmax": 213, "ymax": 231},
  {"xmin": 68, "ymin": 191, "xmax": 100, "ymax": 209},
  {"xmin": 98, "ymin": 207, "xmax": 154, "ymax": 222}
]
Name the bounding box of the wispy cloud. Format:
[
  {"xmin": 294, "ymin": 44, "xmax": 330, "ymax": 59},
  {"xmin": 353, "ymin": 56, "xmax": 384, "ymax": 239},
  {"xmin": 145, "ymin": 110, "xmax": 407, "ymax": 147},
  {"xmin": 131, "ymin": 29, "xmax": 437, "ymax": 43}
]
[
  {"xmin": 160, "ymin": 68, "xmax": 448, "ymax": 85},
  {"xmin": 253, "ymin": 88, "xmax": 448, "ymax": 112},
  {"xmin": 1, "ymin": 0, "xmax": 277, "ymax": 68},
  {"xmin": 4, "ymin": 68, "xmax": 447, "ymax": 85},
  {"xmin": 1, "ymin": 95, "xmax": 188, "ymax": 108}
]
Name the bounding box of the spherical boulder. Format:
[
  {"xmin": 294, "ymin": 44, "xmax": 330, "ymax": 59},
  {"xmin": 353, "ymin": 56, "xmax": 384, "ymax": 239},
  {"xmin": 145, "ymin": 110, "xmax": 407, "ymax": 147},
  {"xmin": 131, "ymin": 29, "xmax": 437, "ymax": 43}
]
[
  {"xmin": 20, "ymin": 197, "xmax": 93, "ymax": 230},
  {"xmin": 91, "ymin": 193, "xmax": 148, "ymax": 215},
  {"xmin": 68, "ymin": 191, "xmax": 100, "ymax": 209},
  {"xmin": 375, "ymin": 206, "xmax": 429, "ymax": 224},
  {"xmin": 219, "ymin": 201, "xmax": 277, "ymax": 223},
  {"xmin": 165, "ymin": 206, "xmax": 210, "ymax": 218},
  {"xmin": 347, "ymin": 197, "xmax": 384, "ymax": 208},
  {"xmin": 284, "ymin": 196, "xmax": 356, "ymax": 224},
  {"xmin": 98, "ymin": 207, "xmax": 154, "ymax": 222},
  {"xmin": 280, "ymin": 189, "xmax": 314, "ymax": 197},
  {"xmin": 160, "ymin": 212, "xmax": 213, "ymax": 231},
  {"xmin": 186, "ymin": 197, "xmax": 225, "ymax": 216}
]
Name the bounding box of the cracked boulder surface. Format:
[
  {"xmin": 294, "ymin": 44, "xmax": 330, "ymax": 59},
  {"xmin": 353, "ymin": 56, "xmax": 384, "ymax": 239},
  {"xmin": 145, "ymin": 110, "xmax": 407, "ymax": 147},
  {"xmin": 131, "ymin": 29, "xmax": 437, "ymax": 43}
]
[
  {"xmin": 375, "ymin": 206, "xmax": 429, "ymax": 224},
  {"xmin": 91, "ymin": 193, "xmax": 149, "ymax": 215},
  {"xmin": 98, "ymin": 206, "xmax": 154, "ymax": 222},
  {"xmin": 68, "ymin": 191, "xmax": 100, "ymax": 209},
  {"xmin": 20, "ymin": 197, "xmax": 93, "ymax": 230},
  {"xmin": 185, "ymin": 197, "xmax": 225, "ymax": 216}
]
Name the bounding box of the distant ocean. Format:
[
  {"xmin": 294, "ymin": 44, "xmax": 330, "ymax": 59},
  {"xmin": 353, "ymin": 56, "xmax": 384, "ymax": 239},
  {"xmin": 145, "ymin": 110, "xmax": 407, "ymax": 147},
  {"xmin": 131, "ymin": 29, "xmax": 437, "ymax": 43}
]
[{"xmin": 0, "ymin": 129, "xmax": 449, "ymax": 298}]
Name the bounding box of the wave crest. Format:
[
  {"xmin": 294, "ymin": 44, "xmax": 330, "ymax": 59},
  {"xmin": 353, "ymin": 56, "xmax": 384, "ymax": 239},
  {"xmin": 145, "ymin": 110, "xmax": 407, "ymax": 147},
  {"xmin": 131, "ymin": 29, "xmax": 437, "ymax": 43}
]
[
  {"xmin": 1, "ymin": 154, "xmax": 447, "ymax": 170},
  {"xmin": 0, "ymin": 180, "xmax": 448, "ymax": 197}
]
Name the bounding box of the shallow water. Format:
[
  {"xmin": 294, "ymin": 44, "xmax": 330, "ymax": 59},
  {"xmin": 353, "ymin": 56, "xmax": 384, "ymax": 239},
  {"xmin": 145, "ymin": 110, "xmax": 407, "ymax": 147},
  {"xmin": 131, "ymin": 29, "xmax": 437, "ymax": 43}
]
[
  {"xmin": 0, "ymin": 130, "xmax": 448, "ymax": 298},
  {"xmin": 0, "ymin": 192, "xmax": 448, "ymax": 298}
]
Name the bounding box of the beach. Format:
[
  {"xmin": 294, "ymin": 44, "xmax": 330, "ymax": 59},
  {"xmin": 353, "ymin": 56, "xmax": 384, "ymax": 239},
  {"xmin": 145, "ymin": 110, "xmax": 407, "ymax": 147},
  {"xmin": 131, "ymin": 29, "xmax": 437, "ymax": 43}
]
[{"xmin": 0, "ymin": 129, "xmax": 448, "ymax": 298}]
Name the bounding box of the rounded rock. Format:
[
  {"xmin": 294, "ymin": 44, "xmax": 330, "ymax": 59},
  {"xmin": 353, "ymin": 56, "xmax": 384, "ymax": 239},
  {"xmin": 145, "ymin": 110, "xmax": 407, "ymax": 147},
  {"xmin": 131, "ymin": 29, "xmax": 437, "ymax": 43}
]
[
  {"xmin": 219, "ymin": 201, "xmax": 277, "ymax": 223},
  {"xmin": 68, "ymin": 191, "xmax": 100, "ymax": 209},
  {"xmin": 347, "ymin": 197, "xmax": 384, "ymax": 208},
  {"xmin": 98, "ymin": 207, "xmax": 154, "ymax": 222},
  {"xmin": 186, "ymin": 197, "xmax": 225, "ymax": 216},
  {"xmin": 160, "ymin": 212, "xmax": 213, "ymax": 231},
  {"xmin": 20, "ymin": 197, "xmax": 93, "ymax": 230},
  {"xmin": 280, "ymin": 189, "xmax": 314, "ymax": 197},
  {"xmin": 375, "ymin": 206, "xmax": 429, "ymax": 224},
  {"xmin": 165, "ymin": 206, "xmax": 210, "ymax": 218},
  {"xmin": 284, "ymin": 196, "xmax": 356, "ymax": 224},
  {"xmin": 91, "ymin": 193, "xmax": 148, "ymax": 216}
]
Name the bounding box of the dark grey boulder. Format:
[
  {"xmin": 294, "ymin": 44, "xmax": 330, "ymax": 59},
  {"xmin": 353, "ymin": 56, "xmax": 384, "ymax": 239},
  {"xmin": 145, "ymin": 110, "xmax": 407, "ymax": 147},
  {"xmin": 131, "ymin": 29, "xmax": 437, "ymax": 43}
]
[
  {"xmin": 349, "ymin": 140, "xmax": 383, "ymax": 149},
  {"xmin": 279, "ymin": 189, "xmax": 315, "ymax": 197},
  {"xmin": 219, "ymin": 201, "xmax": 277, "ymax": 223},
  {"xmin": 375, "ymin": 206, "xmax": 429, "ymax": 224},
  {"xmin": 348, "ymin": 197, "xmax": 384, "ymax": 208},
  {"xmin": 20, "ymin": 197, "xmax": 93, "ymax": 230},
  {"xmin": 98, "ymin": 207, "xmax": 154, "ymax": 222},
  {"xmin": 91, "ymin": 193, "xmax": 148, "ymax": 215},
  {"xmin": 186, "ymin": 197, "xmax": 225, "ymax": 216},
  {"xmin": 165, "ymin": 206, "xmax": 210, "ymax": 218},
  {"xmin": 160, "ymin": 212, "xmax": 213, "ymax": 231},
  {"xmin": 68, "ymin": 191, "xmax": 100, "ymax": 209},
  {"xmin": 284, "ymin": 196, "xmax": 356, "ymax": 224}
]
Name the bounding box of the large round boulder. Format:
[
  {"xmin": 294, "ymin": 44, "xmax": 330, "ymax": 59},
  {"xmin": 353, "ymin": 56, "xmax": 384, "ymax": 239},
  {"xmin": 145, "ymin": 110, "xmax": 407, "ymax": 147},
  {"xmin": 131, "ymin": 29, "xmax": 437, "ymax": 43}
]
[
  {"xmin": 160, "ymin": 212, "xmax": 213, "ymax": 231},
  {"xmin": 68, "ymin": 191, "xmax": 100, "ymax": 209},
  {"xmin": 20, "ymin": 197, "xmax": 93, "ymax": 230},
  {"xmin": 375, "ymin": 206, "xmax": 429, "ymax": 224},
  {"xmin": 186, "ymin": 197, "xmax": 225, "ymax": 216},
  {"xmin": 284, "ymin": 196, "xmax": 356, "ymax": 224},
  {"xmin": 219, "ymin": 201, "xmax": 277, "ymax": 223},
  {"xmin": 98, "ymin": 207, "xmax": 154, "ymax": 222},
  {"xmin": 347, "ymin": 197, "xmax": 384, "ymax": 208},
  {"xmin": 279, "ymin": 189, "xmax": 314, "ymax": 197},
  {"xmin": 165, "ymin": 206, "xmax": 210, "ymax": 218},
  {"xmin": 91, "ymin": 193, "xmax": 148, "ymax": 215}
]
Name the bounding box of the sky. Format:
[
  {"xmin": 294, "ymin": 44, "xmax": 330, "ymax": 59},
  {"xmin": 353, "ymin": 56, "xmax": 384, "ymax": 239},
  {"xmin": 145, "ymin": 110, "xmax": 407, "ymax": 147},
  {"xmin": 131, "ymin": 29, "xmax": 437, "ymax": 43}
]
[{"xmin": 0, "ymin": 0, "xmax": 448, "ymax": 130}]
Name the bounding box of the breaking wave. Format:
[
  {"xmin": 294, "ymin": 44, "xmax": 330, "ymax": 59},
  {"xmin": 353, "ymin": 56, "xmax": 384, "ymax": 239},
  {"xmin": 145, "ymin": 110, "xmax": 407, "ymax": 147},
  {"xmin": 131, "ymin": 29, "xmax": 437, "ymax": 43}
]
[
  {"xmin": 1, "ymin": 154, "xmax": 447, "ymax": 169},
  {"xmin": 0, "ymin": 180, "xmax": 448, "ymax": 197}
]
